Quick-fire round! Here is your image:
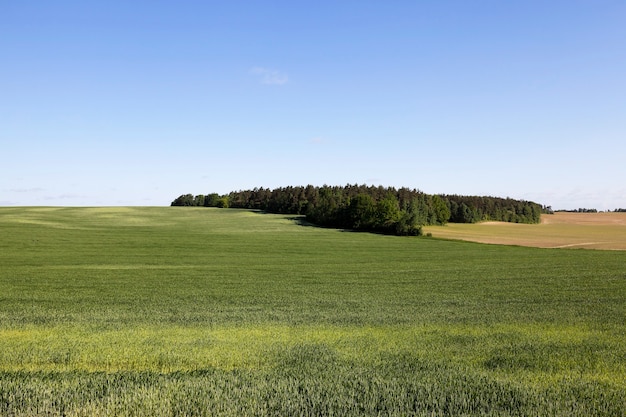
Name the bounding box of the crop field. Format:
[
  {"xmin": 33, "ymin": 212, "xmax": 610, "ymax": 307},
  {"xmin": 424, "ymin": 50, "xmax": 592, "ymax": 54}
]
[
  {"xmin": 423, "ymin": 212, "xmax": 626, "ymax": 250},
  {"xmin": 0, "ymin": 207, "xmax": 625, "ymax": 416}
]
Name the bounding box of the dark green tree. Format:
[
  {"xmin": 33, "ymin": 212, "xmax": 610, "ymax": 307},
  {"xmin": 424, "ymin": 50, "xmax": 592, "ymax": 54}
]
[
  {"xmin": 171, "ymin": 194, "xmax": 195, "ymax": 206},
  {"xmin": 432, "ymin": 195, "xmax": 451, "ymax": 225},
  {"xmin": 374, "ymin": 194, "xmax": 401, "ymax": 231},
  {"xmin": 204, "ymin": 193, "xmax": 221, "ymax": 207},
  {"xmin": 346, "ymin": 194, "xmax": 376, "ymax": 230}
]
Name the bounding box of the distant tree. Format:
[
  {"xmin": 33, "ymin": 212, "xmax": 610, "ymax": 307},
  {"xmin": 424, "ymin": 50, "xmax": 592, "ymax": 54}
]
[
  {"xmin": 395, "ymin": 199, "xmax": 422, "ymax": 236},
  {"xmin": 216, "ymin": 196, "xmax": 230, "ymax": 208},
  {"xmin": 456, "ymin": 203, "xmax": 480, "ymax": 223},
  {"xmin": 374, "ymin": 194, "xmax": 401, "ymax": 231},
  {"xmin": 193, "ymin": 194, "xmax": 205, "ymax": 207},
  {"xmin": 557, "ymin": 208, "xmax": 598, "ymax": 213},
  {"xmin": 432, "ymin": 195, "xmax": 451, "ymax": 225},
  {"xmin": 173, "ymin": 185, "xmax": 544, "ymax": 232},
  {"xmin": 204, "ymin": 193, "xmax": 221, "ymax": 207},
  {"xmin": 171, "ymin": 194, "xmax": 195, "ymax": 206},
  {"xmin": 346, "ymin": 194, "xmax": 376, "ymax": 230}
]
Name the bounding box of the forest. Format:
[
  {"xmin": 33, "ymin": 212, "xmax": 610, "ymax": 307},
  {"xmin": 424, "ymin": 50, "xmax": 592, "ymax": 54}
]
[{"xmin": 172, "ymin": 185, "xmax": 543, "ymax": 236}]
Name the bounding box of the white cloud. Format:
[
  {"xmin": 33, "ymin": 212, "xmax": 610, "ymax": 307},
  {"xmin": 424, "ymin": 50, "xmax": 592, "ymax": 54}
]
[
  {"xmin": 43, "ymin": 193, "xmax": 88, "ymax": 201},
  {"xmin": 9, "ymin": 187, "xmax": 45, "ymax": 193},
  {"xmin": 250, "ymin": 67, "xmax": 289, "ymax": 85}
]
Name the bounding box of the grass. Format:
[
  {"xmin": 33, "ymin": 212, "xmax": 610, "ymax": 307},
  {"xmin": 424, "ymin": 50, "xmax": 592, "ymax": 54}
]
[{"xmin": 0, "ymin": 207, "xmax": 625, "ymax": 416}]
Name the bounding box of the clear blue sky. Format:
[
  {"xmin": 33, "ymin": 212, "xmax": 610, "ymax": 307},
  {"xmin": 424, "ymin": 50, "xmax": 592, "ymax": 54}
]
[{"xmin": 2, "ymin": 1, "xmax": 625, "ymax": 210}]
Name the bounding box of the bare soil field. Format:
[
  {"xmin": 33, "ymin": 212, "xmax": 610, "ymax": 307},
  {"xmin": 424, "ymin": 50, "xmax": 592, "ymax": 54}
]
[{"xmin": 423, "ymin": 212, "xmax": 626, "ymax": 250}]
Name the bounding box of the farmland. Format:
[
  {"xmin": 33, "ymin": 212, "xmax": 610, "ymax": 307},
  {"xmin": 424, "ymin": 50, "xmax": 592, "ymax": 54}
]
[
  {"xmin": 0, "ymin": 207, "xmax": 625, "ymax": 416},
  {"xmin": 423, "ymin": 212, "xmax": 626, "ymax": 250}
]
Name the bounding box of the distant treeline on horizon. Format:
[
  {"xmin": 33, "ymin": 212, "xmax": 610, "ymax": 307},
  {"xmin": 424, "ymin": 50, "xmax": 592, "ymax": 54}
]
[
  {"xmin": 555, "ymin": 208, "xmax": 626, "ymax": 213},
  {"xmin": 172, "ymin": 185, "xmax": 545, "ymax": 236}
]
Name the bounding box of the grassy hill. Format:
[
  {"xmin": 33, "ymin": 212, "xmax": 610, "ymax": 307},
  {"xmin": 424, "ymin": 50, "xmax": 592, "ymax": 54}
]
[{"xmin": 0, "ymin": 207, "xmax": 624, "ymax": 416}]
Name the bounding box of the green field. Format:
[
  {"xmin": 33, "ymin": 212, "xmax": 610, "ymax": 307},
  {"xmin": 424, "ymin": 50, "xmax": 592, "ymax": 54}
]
[{"xmin": 1, "ymin": 207, "xmax": 624, "ymax": 416}]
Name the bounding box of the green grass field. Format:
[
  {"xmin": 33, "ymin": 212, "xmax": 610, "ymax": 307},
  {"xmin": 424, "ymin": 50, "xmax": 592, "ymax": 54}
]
[{"xmin": 1, "ymin": 207, "xmax": 624, "ymax": 416}]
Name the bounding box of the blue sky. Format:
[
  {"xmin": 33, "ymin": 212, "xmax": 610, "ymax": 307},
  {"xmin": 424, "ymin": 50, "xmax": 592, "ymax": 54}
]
[{"xmin": 2, "ymin": 1, "xmax": 625, "ymax": 209}]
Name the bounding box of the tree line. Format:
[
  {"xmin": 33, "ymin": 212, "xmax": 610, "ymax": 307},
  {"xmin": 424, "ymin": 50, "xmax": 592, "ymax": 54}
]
[
  {"xmin": 555, "ymin": 208, "xmax": 599, "ymax": 213},
  {"xmin": 555, "ymin": 208, "xmax": 626, "ymax": 213},
  {"xmin": 171, "ymin": 185, "xmax": 543, "ymax": 236}
]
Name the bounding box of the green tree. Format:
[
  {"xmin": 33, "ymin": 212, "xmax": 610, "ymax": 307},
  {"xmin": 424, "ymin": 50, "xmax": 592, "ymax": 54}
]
[
  {"xmin": 347, "ymin": 194, "xmax": 376, "ymax": 230},
  {"xmin": 374, "ymin": 194, "xmax": 401, "ymax": 231},
  {"xmin": 193, "ymin": 194, "xmax": 205, "ymax": 206},
  {"xmin": 432, "ymin": 195, "xmax": 451, "ymax": 225},
  {"xmin": 216, "ymin": 196, "xmax": 229, "ymax": 208},
  {"xmin": 395, "ymin": 199, "xmax": 423, "ymax": 236},
  {"xmin": 204, "ymin": 193, "xmax": 221, "ymax": 207},
  {"xmin": 171, "ymin": 194, "xmax": 195, "ymax": 206}
]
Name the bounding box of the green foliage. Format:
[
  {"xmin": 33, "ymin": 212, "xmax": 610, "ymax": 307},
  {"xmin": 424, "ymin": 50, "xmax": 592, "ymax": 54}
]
[
  {"xmin": 394, "ymin": 199, "xmax": 423, "ymax": 236},
  {"xmin": 170, "ymin": 193, "xmax": 195, "ymax": 206},
  {"xmin": 346, "ymin": 193, "xmax": 376, "ymax": 230},
  {"xmin": 374, "ymin": 194, "xmax": 401, "ymax": 230},
  {"xmin": 557, "ymin": 208, "xmax": 599, "ymax": 213},
  {"xmin": 444, "ymin": 195, "xmax": 542, "ymax": 224},
  {"xmin": 431, "ymin": 195, "xmax": 451, "ymax": 225},
  {"xmin": 1, "ymin": 208, "xmax": 624, "ymax": 416},
  {"xmin": 216, "ymin": 196, "xmax": 229, "ymax": 208},
  {"xmin": 450, "ymin": 202, "xmax": 481, "ymax": 223},
  {"xmin": 172, "ymin": 185, "xmax": 544, "ymax": 231},
  {"xmin": 204, "ymin": 193, "xmax": 221, "ymax": 207}
]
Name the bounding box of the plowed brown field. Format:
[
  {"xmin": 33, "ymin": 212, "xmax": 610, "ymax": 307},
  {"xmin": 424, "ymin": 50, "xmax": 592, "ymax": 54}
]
[{"xmin": 423, "ymin": 212, "xmax": 626, "ymax": 250}]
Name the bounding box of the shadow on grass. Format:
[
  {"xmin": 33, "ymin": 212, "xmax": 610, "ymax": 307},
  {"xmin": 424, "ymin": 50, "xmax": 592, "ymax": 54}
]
[
  {"xmin": 251, "ymin": 211, "xmax": 324, "ymax": 229},
  {"xmin": 285, "ymin": 216, "xmax": 324, "ymax": 229},
  {"xmin": 257, "ymin": 211, "xmax": 423, "ymax": 237}
]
